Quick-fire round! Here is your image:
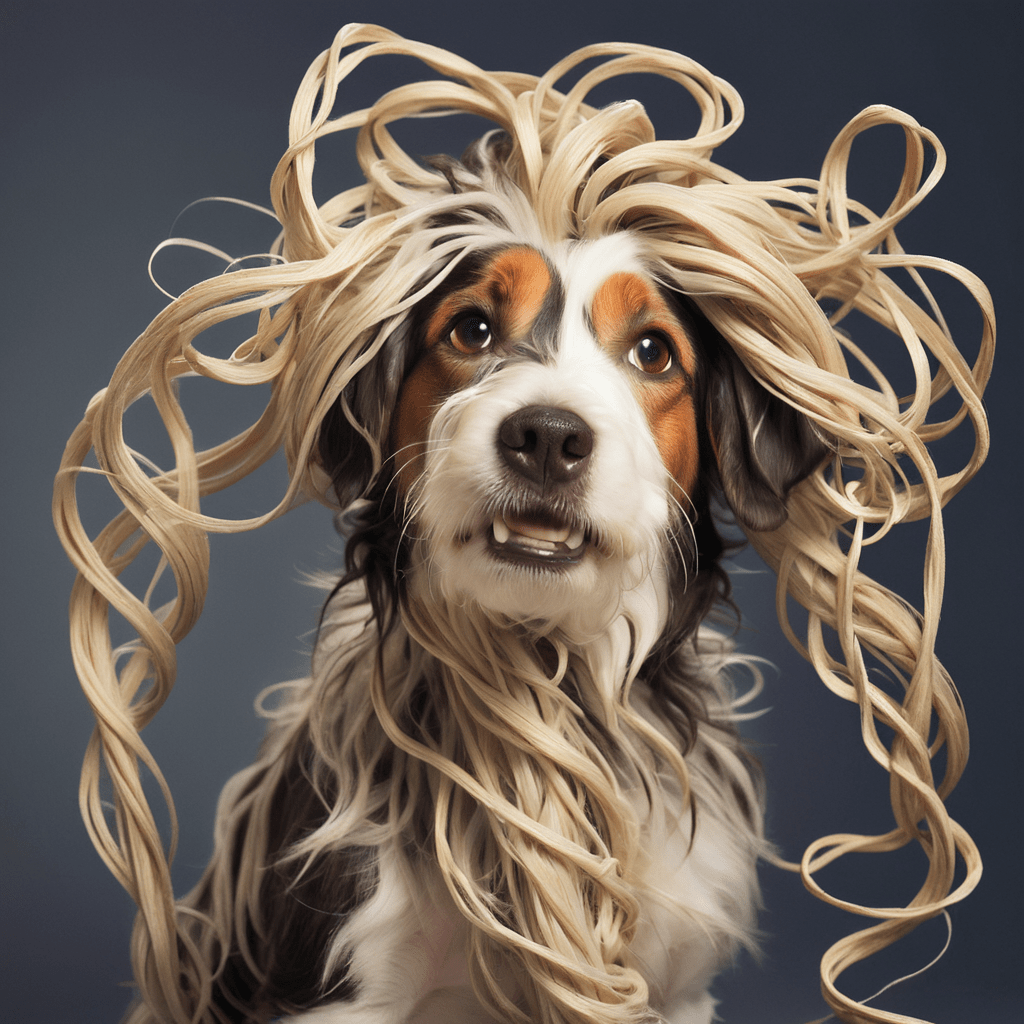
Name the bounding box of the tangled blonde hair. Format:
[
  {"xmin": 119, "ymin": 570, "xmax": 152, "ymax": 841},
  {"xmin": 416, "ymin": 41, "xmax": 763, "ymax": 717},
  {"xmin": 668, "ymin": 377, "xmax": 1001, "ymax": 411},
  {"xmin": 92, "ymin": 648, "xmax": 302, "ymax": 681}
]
[{"xmin": 53, "ymin": 23, "xmax": 992, "ymax": 1024}]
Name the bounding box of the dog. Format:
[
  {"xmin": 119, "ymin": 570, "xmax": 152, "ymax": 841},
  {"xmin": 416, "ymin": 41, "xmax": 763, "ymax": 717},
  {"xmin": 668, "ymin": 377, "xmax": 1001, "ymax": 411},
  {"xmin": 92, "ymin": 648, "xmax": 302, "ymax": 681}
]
[
  {"xmin": 55, "ymin": 25, "xmax": 990, "ymax": 1024},
  {"xmin": 156, "ymin": 133, "xmax": 828, "ymax": 1024}
]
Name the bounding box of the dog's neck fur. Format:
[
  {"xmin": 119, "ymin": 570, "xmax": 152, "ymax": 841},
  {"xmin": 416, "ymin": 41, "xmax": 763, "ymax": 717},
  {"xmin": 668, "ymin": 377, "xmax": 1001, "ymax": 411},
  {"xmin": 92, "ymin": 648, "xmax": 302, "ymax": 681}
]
[{"xmin": 303, "ymin": 559, "xmax": 727, "ymax": 1019}]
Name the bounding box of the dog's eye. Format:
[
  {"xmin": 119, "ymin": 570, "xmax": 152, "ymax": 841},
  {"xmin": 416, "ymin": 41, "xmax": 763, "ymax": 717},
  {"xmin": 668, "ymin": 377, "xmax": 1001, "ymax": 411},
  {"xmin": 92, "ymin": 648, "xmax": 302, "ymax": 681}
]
[
  {"xmin": 449, "ymin": 315, "xmax": 492, "ymax": 354},
  {"xmin": 628, "ymin": 334, "xmax": 673, "ymax": 374}
]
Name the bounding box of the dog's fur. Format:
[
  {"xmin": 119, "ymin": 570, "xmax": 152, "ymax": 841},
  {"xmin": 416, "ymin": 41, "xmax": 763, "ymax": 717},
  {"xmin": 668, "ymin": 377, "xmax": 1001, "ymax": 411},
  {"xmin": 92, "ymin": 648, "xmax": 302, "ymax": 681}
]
[{"xmin": 174, "ymin": 137, "xmax": 827, "ymax": 1024}]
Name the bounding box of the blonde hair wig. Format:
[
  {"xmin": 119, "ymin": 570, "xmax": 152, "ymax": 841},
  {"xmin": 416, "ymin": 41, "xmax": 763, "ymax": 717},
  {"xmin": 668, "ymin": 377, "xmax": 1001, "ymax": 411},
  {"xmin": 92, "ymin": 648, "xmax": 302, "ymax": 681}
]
[{"xmin": 53, "ymin": 23, "xmax": 993, "ymax": 1024}]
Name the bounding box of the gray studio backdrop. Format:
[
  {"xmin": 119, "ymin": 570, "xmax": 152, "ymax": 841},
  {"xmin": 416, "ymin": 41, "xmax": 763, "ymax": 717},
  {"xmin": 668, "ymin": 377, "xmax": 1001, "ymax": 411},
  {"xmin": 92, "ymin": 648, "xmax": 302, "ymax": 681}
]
[{"xmin": 3, "ymin": 2, "xmax": 1019, "ymax": 1022}]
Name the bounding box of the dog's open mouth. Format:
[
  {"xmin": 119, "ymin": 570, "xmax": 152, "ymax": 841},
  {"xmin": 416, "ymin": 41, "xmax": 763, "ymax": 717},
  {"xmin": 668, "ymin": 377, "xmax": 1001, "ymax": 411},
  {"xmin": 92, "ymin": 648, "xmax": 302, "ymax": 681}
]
[{"xmin": 488, "ymin": 512, "xmax": 588, "ymax": 564}]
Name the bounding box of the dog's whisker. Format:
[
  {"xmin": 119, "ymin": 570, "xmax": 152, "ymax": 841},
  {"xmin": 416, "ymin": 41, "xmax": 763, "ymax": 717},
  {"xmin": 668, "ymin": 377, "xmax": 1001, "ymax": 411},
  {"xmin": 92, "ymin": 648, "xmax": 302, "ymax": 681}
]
[{"xmin": 665, "ymin": 490, "xmax": 700, "ymax": 590}]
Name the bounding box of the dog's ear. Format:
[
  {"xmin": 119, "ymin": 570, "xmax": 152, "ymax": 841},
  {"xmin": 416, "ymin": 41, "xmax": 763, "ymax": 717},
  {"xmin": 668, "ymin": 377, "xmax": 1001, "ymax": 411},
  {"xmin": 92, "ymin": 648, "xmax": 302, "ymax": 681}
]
[
  {"xmin": 317, "ymin": 320, "xmax": 414, "ymax": 508},
  {"xmin": 705, "ymin": 340, "xmax": 828, "ymax": 533}
]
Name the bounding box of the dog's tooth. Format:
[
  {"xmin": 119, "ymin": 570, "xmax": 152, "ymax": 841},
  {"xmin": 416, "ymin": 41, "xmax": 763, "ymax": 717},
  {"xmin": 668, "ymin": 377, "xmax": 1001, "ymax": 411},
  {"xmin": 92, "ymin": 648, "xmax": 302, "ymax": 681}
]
[
  {"xmin": 566, "ymin": 526, "xmax": 585, "ymax": 549},
  {"xmin": 505, "ymin": 517, "xmax": 570, "ymax": 544},
  {"xmin": 492, "ymin": 516, "xmax": 510, "ymax": 544},
  {"xmin": 522, "ymin": 536, "xmax": 555, "ymax": 551}
]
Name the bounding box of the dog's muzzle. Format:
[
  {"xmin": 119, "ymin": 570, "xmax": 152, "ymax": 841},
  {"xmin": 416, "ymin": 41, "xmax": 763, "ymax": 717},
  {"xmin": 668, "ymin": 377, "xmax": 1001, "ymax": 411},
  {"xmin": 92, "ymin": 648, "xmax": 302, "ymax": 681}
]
[{"xmin": 488, "ymin": 405, "xmax": 593, "ymax": 564}]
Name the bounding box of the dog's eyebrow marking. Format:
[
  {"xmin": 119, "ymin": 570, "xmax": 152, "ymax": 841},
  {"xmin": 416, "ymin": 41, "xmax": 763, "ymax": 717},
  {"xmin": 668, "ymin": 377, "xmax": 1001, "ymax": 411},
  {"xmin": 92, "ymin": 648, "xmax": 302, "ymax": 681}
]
[
  {"xmin": 590, "ymin": 271, "xmax": 701, "ymax": 497},
  {"xmin": 590, "ymin": 272, "xmax": 697, "ymax": 385},
  {"xmin": 423, "ymin": 246, "xmax": 553, "ymax": 346}
]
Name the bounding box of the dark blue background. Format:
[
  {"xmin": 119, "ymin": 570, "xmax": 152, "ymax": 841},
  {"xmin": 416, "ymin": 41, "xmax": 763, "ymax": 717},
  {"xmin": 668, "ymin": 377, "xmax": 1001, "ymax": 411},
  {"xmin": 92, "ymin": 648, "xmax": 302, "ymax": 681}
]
[{"xmin": 3, "ymin": 2, "xmax": 1019, "ymax": 1021}]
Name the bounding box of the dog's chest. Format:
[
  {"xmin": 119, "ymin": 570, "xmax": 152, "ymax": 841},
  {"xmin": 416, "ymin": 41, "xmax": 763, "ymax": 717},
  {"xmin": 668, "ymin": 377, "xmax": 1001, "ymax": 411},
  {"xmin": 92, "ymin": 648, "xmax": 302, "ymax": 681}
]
[
  {"xmin": 285, "ymin": 773, "xmax": 753, "ymax": 1024},
  {"xmin": 297, "ymin": 606, "xmax": 761, "ymax": 1024}
]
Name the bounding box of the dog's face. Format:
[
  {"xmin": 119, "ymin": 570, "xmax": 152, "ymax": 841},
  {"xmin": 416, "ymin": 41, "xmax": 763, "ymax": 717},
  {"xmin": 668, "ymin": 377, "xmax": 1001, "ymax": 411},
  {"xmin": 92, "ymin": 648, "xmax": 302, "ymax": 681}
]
[
  {"xmin": 321, "ymin": 220, "xmax": 826, "ymax": 634},
  {"xmin": 390, "ymin": 234, "xmax": 700, "ymax": 627}
]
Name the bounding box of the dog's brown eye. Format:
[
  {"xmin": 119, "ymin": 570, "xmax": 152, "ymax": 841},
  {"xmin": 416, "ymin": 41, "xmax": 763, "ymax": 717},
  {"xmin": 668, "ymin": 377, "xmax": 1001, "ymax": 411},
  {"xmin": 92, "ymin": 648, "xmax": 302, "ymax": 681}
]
[
  {"xmin": 449, "ymin": 315, "xmax": 492, "ymax": 354},
  {"xmin": 628, "ymin": 334, "xmax": 673, "ymax": 374}
]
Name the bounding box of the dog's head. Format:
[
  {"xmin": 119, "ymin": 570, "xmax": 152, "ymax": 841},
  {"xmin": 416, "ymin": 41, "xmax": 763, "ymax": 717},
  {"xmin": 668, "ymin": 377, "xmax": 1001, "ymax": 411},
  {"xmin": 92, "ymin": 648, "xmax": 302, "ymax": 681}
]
[{"xmin": 317, "ymin": 154, "xmax": 826, "ymax": 639}]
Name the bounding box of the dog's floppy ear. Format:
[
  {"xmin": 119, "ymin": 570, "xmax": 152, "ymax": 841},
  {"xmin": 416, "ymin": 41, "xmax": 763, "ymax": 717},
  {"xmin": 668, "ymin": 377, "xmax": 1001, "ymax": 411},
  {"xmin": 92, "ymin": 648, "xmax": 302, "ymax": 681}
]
[
  {"xmin": 706, "ymin": 340, "xmax": 828, "ymax": 533},
  {"xmin": 317, "ymin": 320, "xmax": 414, "ymax": 508}
]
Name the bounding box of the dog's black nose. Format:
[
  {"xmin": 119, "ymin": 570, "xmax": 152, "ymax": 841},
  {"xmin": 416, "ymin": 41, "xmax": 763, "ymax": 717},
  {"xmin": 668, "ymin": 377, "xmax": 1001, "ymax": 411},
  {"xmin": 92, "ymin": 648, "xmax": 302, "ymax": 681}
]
[{"xmin": 497, "ymin": 405, "xmax": 594, "ymax": 487}]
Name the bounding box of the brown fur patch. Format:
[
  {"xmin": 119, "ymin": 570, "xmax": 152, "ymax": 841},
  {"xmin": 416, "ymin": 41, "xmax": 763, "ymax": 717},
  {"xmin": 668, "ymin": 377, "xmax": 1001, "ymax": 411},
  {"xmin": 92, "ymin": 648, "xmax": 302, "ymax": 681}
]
[
  {"xmin": 423, "ymin": 247, "xmax": 552, "ymax": 345},
  {"xmin": 590, "ymin": 273, "xmax": 700, "ymax": 499},
  {"xmin": 392, "ymin": 354, "xmax": 461, "ymax": 496}
]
